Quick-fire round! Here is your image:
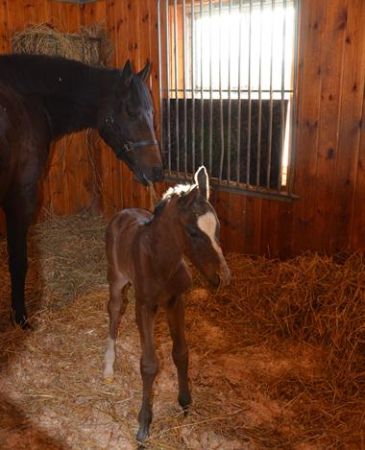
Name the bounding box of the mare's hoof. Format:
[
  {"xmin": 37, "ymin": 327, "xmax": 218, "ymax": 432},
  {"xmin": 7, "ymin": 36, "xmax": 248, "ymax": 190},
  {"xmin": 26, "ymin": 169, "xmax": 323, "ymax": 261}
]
[
  {"xmin": 10, "ymin": 311, "xmax": 33, "ymax": 331},
  {"xmin": 178, "ymin": 392, "xmax": 192, "ymax": 414}
]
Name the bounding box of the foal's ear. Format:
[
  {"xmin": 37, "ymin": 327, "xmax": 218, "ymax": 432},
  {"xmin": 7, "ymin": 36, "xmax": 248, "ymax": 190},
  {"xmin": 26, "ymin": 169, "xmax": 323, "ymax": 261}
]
[
  {"xmin": 194, "ymin": 166, "xmax": 210, "ymax": 200},
  {"xmin": 137, "ymin": 61, "xmax": 151, "ymax": 82},
  {"xmin": 121, "ymin": 60, "xmax": 134, "ymax": 86}
]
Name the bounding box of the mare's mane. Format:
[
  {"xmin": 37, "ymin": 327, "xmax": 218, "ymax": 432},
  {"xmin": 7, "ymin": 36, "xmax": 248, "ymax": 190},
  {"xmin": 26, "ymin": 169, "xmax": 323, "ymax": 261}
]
[
  {"xmin": 0, "ymin": 54, "xmax": 105, "ymax": 99},
  {"xmin": 0, "ymin": 54, "xmax": 152, "ymax": 138}
]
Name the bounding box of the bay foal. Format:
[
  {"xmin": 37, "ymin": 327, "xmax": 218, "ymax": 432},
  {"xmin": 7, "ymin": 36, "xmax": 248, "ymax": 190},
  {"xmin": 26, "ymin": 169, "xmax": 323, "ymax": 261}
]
[{"xmin": 103, "ymin": 166, "xmax": 231, "ymax": 442}]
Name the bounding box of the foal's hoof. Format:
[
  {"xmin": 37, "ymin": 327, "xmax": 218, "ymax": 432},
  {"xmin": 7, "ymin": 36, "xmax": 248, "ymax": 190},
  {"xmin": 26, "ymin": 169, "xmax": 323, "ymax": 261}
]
[
  {"xmin": 136, "ymin": 426, "xmax": 149, "ymax": 444},
  {"xmin": 11, "ymin": 311, "xmax": 33, "ymax": 331},
  {"xmin": 103, "ymin": 376, "xmax": 114, "ymax": 384}
]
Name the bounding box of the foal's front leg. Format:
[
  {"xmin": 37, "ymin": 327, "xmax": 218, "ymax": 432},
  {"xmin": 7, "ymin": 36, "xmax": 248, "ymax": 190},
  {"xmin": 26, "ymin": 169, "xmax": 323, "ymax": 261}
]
[
  {"xmin": 103, "ymin": 276, "xmax": 128, "ymax": 380},
  {"xmin": 166, "ymin": 296, "xmax": 192, "ymax": 411},
  {"xmin": 135, "ymin": 301, "xmax": 159, "ymax": 443}
]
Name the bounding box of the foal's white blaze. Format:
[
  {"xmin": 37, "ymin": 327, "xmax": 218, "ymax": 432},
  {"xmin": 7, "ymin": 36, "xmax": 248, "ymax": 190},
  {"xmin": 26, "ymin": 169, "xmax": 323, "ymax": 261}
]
[
  {"xmin": 103, "ymin": 336, "xmax": 116, "ymax": 380},
  {"xmin": 197, "ymin": 211, "xmax": 223, "ymax": 258}
]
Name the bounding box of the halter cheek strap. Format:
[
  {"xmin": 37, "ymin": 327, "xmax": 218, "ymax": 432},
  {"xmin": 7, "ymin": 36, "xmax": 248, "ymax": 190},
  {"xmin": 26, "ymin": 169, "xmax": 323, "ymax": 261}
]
[{"xmin": 122, "ymin": 139, "xmax": 159, "ymax": 153}]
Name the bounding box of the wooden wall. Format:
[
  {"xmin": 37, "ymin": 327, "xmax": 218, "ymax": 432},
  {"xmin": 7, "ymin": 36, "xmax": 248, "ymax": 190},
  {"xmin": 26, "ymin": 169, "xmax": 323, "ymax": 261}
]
[{"xmin": 0, "ymin": 0, "xmax": 364, "ymax": 257}]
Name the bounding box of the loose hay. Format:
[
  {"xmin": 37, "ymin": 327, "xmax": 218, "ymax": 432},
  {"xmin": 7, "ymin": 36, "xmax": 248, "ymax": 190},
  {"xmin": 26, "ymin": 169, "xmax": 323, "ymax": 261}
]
[{"xmin": 0, "ymin": 213, "xmax": 364, "ymax": 449}]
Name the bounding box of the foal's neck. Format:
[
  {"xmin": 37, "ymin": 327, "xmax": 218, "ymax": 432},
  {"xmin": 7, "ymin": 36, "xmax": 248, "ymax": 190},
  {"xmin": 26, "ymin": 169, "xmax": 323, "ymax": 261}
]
[{"xmin": 149, "ymin": 213, "xmax": 184, "ymax": 272}]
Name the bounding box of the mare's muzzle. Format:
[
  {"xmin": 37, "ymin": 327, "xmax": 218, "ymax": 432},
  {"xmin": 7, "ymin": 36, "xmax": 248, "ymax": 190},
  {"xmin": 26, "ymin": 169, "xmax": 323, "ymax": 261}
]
[{"xmin": 117, "ymin": 139, "xmax": 164, "ymax": 184}]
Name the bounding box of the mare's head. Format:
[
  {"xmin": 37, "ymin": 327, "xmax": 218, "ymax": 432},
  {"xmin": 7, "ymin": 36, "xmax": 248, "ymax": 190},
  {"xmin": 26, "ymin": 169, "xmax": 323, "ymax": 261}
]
[
  {"xmin": 161, "ymin": 167, "xmax": 231, "ymax": 287},
  {"xmin": 98, "ymin": 60, "xmax": 163, "ymax": 185}
]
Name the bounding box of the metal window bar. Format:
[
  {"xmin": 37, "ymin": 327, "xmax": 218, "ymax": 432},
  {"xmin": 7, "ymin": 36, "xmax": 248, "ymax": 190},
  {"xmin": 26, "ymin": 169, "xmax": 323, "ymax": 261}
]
[
  {"xmin": 246, "ymin": 0, "xmax": 252, "ymax": 185},
  {"xmin": 236, "ymin": 0, "xmax": 243, "ymax": 185},
  {"xmin": 182, "ymin": 0, "xmax": 188, "ymax": 176},
  {"xmin": 278, "ymin": 0, "xmax": 287, "ymax": 191},
  {"xmin": 164, "ymin": 0, "xmax": 172, "ymax": 173},
  {"xmin": 256, "ymin": 0, "xmax": 263, "ymax": 186},
  {"xmin": 266, "ymin": 0, "xmax": 275, "ymax": 189},
  {"xmin": 173, "ymin": 0, "xmax": 180, "ymax": 173},
  {"xmin": 226, "ymin": 0, "xmax": 233, "ymax": 183},
  {"xmin": 190, "ymin": 0, "xmax": 196, "ymax": 173},
  {"xmin": 158, "ymin": 0, "xmax": 298, "ymax": 200},
  {"xmin": 219, "ymin": 0, "xmax": 225, "ymax": 181},
  {"xmin": 208, "ymin": 0, "xmax": 213, "ymax": 174},
  {"xmin": 199, "ymin": 0, "xmax": 204, "ymax": 166}
]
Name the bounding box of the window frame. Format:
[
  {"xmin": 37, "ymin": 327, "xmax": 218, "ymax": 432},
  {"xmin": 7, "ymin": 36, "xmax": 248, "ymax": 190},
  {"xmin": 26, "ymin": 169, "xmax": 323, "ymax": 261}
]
[{"xmin": 157, "ymin": 0, "xmax": 300, "ymax": 201}]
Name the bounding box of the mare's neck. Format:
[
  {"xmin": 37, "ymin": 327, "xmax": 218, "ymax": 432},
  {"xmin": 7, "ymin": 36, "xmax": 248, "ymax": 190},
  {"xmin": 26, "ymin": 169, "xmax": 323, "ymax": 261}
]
[
  {"xmin": 41, "ymin": 67, "xmax": 116, "ymax": 138},
  {"xmin": 0, "ymin": 55, "xmax": 118, "ymax": 139}
]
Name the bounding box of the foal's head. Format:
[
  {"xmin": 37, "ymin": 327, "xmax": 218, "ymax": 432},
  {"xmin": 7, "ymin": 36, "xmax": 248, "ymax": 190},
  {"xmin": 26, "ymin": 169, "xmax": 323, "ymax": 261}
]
[
  {"xmin": 162, "ymin": 167, "xmax": 231, "ymax": 287},
  {"xmin": 98, "ymin": 60, "xmax": 163, "ymax": 185}
]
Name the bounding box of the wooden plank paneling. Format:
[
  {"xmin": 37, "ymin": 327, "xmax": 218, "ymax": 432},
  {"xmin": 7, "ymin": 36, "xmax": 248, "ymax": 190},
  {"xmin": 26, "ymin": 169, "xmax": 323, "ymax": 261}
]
[
  {"xmin": 291, "ymin": 0, "xmax": 326, "ymax": 254},
  {"xmin": 0, "ymin": 0, "xmax": 365, "ymax": 257},
  {"xmin": 312, "ymin": 0, "xmax": 348, "ymax": 252},
  {"xmin": 332, "ymin": 0, "xmax": 365, "ymax": 251},
  {"xmin": 0, "ymin": 0, "xmax": 10, "ymax": 53}
]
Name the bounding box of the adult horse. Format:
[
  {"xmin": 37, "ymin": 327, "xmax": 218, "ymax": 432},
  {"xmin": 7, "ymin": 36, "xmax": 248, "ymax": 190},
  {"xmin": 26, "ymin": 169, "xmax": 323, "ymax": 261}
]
[{"xmin": 0, "ymin": 53, "xmax": 163, "ymax": 329}]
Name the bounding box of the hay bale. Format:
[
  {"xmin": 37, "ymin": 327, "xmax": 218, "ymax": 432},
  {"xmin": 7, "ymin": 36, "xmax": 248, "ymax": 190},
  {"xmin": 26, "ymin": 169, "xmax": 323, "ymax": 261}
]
[{"xmin": 12, "ymin": 23, "xmax": 113, "ymax": 66}]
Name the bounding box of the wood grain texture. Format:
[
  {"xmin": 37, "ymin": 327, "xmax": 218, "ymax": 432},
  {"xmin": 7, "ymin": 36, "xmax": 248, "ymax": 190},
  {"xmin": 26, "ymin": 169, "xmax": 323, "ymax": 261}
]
[{"xmin": 0, "ymin": 0, "xmax": 364, "ymax": 257}]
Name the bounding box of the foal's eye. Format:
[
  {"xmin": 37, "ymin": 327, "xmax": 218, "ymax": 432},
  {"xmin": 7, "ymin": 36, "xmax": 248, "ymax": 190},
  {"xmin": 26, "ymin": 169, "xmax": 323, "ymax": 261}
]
[{"xmin": 186, "ymin": 225, "xmax": 200, "ymax": 238}]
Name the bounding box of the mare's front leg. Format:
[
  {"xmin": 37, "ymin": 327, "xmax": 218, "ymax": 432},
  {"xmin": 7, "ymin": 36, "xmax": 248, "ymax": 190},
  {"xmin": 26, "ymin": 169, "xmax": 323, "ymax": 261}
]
[
  {"xmin": 4, "ymin": 187, "xmax": 37, "ymax": 329},
  {"xmin": 103, "ymin": 275, "xmax": 129, "ymax": 380},
  {"xmin": 167, "ymin": 296, "xmax": 192, "ymax": 411},
  {"xmin": 135, "ymin": 300, "xmax": 159, "ymax": 443}
]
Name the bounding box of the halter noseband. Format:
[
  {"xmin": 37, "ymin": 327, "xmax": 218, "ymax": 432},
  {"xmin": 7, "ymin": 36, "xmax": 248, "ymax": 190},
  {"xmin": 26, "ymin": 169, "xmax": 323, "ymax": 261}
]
[{"xmin": 122, "ymin": 139, "xmax": 159, "ymax": 153}]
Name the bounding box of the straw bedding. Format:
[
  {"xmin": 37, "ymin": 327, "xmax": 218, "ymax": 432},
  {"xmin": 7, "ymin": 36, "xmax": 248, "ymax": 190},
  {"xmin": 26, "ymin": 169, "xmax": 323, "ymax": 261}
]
[{"xmin": 0, "ymin": 213, "xmax": 364, "ymax": 449}]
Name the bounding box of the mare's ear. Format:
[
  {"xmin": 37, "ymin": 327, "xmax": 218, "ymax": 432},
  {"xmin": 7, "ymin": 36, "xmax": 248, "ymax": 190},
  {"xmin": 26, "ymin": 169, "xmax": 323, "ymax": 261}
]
[
  {"xmin": 137, "ymin": 61, "xmax": 151, "ymax": 82},
  {"xmin": 121, "ymin": 60, "xmax": 134, "ymax": 86},
  {"xmin": 177, "ymin": 186, "xmax": 199, "ymax": 208},
  {"xmin": 194, "ymin": 166, "xmax": 210, "ymax": 200}
]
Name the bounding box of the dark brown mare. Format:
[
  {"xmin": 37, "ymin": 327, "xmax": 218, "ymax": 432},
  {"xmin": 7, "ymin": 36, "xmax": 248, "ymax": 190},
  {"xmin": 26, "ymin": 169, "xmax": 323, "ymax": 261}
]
[
  {"xmin": 103, "ymin": 166, "xmax": 231, "ymax": 443},
  {"xmin": 0, "ymin": 54, "xmax": 163, "ymax": 329}
]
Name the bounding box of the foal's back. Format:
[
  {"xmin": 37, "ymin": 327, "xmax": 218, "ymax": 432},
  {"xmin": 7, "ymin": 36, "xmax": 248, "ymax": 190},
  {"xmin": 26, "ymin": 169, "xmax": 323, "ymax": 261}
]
[{"xmin": 106, "ymin": 208, "xmax": 152, "ymax": 282}]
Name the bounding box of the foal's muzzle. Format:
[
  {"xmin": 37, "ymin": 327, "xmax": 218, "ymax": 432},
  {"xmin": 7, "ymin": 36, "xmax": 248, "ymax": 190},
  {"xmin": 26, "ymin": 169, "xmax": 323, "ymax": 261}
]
[{"xmin": 219, "ymin": 261, "xmax": 231, "ymax": 287}]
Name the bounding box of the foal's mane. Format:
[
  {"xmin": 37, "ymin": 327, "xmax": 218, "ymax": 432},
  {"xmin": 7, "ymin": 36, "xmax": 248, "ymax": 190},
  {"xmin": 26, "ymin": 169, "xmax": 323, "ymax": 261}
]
[{"xmin": 153, "ymin": 183, "xmax": 197, "ymax": 217}]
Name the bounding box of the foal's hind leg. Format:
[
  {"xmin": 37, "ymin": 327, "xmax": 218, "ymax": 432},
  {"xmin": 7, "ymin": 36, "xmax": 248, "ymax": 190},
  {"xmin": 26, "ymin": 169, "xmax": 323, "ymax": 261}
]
[
  {"xmin": 135, "ymin": 301, "xmax": 159, "ymax": 443},
  {"xmin": 166, "ymin": 296, "xmax": 192, "ymax": 411},
  {"xmin": 103, "ymin": 276, "xmax": 129, "ymax": 380}
]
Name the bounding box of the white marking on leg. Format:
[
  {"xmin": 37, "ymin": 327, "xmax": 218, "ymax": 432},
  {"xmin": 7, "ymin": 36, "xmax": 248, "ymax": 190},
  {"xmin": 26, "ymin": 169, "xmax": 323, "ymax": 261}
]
[{"xmin": 103, "ymin": 336, "xmax": 116, "ymax": 380}]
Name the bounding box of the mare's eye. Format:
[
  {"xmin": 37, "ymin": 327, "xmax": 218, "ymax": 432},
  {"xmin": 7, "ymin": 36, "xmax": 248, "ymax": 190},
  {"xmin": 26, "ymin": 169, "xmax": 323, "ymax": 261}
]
[{"xmin": 126, "ymin": 105, "xmax": 139, "ymax": 120}]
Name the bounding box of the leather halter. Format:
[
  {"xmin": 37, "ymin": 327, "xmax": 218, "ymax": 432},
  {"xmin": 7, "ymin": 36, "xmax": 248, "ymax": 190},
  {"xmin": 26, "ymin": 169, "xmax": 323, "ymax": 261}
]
[{"xmin": 122, "ymin": 139, "xmax": 159, "ymax": 153}]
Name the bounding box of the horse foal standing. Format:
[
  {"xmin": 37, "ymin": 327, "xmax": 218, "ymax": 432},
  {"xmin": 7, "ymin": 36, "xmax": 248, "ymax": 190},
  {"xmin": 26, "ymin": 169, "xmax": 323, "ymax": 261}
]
[{"xmin": 103, "ymin": 166, "xmax": 231, "ymax": 443}]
